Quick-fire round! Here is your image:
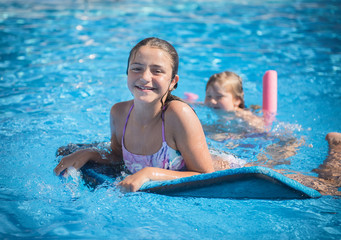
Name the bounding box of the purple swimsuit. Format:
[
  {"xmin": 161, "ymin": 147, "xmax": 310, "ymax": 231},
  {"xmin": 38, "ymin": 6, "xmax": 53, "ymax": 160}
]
[{"xmin": 122, "ymin": 104, "xmax": 185, "ymax": 174}]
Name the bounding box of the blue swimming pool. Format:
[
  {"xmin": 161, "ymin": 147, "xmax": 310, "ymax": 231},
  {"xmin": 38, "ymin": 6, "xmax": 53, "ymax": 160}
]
[{"xmin": 1, "ymin": 0, "xmax": 340, "ymax": 238}]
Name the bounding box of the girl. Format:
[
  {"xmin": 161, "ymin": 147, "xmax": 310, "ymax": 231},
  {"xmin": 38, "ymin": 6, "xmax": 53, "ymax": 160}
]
[
  {"xmin": 203, "ymin": 71, "xmax": 341, "ymax": 195},
  {"xmin": 204, "ymin": 71, "xmax": 245, "ymax": 111},
  {"xmin": 54, "ymin": 37, "xmax": 214, "ymax": 192},
  {"xmin": 204, "ymin": 71, "xmax": 264, "ymax": 131},
  {"xmin": 203, "ymin": 71, "xmax": 304, "ymax": 164}
]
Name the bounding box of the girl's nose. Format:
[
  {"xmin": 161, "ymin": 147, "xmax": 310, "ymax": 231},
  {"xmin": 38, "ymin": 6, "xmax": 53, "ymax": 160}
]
[
  {"xmin": 141, "ymin": 69, "xmax": 152, "ymax": 82},
  {"xmin": 209, "ymin": 98, "xmax": 217, "ymax": 106}
]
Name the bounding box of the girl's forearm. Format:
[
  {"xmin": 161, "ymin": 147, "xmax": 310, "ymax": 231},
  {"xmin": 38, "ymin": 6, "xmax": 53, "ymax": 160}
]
[
  {"xmin": 87, "ymin": 148, "xmax": 123, "ymax": 167},
  {"xmin": 54, "ymin": 148, "xmax": 122, "ymax": 176},
  {"xmin": 118, "ymin": 167, "xmax": 209, "ymax": 192},
  {"xmin": 145, "ymin": 167, "xmax": 204, "ymax": 181}
]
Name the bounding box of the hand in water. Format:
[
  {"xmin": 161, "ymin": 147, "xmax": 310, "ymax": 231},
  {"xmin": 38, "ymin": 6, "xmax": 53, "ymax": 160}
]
[
  {"xmin": 54, "ymin": 149, "xmax": 92, "ymax": 176},
  {"xmin": 118, "ymin": 167, "xmax": 151, "ymax": 192}
]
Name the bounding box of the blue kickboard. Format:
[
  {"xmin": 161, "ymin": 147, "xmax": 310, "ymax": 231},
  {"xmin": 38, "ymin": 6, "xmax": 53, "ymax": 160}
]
[{"xmin": 82, "ymin": 166, "xmax": 321, "ymax": 199}]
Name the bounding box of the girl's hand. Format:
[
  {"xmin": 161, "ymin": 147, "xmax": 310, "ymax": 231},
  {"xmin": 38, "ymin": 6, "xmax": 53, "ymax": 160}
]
[
  {"xmin": 54, "ymin": 149, "xmax": 95, "ymax": 176},
  {"xmin": 118, "ymin": 167, "xmax": 152, "ymax": 192}
]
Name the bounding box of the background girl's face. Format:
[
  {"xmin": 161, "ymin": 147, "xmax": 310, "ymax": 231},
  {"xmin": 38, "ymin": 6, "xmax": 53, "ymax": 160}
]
[
  {"xmin": 127, "ymin": 46, "xmax": 176, "ymax": 104},
  {"xmin": 204, "ymin": 82, "xmax": 240, "ymax": 111}
]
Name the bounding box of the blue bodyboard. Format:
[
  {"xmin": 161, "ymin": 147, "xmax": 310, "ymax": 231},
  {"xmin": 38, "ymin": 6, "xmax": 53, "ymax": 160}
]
[{"xmin": 81, "ymin": 166, "xmax": 321, "ymax": 199}]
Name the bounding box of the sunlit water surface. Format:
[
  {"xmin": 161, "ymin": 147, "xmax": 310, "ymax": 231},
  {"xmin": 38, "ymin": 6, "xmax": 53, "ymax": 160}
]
[{"xmin": 1, "ymin": 0, "xmax": 340, "ymax": 239}]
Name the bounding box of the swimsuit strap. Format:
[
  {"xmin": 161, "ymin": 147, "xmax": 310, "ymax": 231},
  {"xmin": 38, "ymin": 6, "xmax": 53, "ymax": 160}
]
[
  {"xmin": 161, "ymin": 108, "xmax": 166, "ymax": 142},
  {"xmin": 122, "ymin": 103, "xmax": 134, "ymax": 143}
]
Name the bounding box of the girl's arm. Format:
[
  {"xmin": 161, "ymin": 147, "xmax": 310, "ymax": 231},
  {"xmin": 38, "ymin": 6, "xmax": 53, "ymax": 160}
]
[
  {"xmin": 54, "ymin": 104, "xmax": 123, "ymax": 176},
  {"xmin": 54, "ymin": 149, "xmax": 101, "ymax": 176},
  {"xmin": 235, "ymin": 109, "xmax": 265, "ymax": 132},
  {"xmin": 54, "ymin": 139, "xmax": 122, "ymax": 177},
  {"xmin": 119, "ymin": 101, "xmax": 214, "ymax": 192},
  {"xmin": 118, "ymin": 167, "xmax": 204, "ymax": 192},
  {"xmin": 170, "ymin": 101, "xmax": 215, "ymax": 173}
]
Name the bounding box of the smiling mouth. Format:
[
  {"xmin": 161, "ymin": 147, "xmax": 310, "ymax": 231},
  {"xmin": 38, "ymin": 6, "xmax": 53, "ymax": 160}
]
[{"xmin": 136, "ymin": 85, "xmax": 155, "ymax": 91}]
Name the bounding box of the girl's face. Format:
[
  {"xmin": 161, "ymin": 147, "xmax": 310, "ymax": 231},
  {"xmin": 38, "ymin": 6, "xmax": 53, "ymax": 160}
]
[
  {"xmin": 127, "ymin": 46, "xmax": 178, "ymax": 104},
  {"xmin": 204, "ymin": 82, "xmax": 241, "ymax": 111}
]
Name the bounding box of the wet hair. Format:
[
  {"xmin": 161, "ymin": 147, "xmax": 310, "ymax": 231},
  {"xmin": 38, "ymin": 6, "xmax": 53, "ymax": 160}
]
[
  {"xmin": 126, "ymin": 37, "xmax": 180, "ymax": 109},
  {"xmin": 206, "ymin": 71, "xmax": 245, "ymax": 109}
]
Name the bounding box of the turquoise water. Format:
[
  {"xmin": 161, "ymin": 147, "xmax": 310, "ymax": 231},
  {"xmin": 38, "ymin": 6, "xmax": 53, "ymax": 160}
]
[{"xmin": 1, "ymin": 0, "xmax": 341, "ymax": 239}]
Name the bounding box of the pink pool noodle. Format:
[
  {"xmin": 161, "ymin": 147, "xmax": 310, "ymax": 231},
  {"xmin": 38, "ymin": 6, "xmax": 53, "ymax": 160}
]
[
  {"xmin": 262, "ymin": 70, "xmax": 277, "ymax": 126},
  {"xmin": 184, "ymin": 92, "xmax": 199, "ymax": 103}
]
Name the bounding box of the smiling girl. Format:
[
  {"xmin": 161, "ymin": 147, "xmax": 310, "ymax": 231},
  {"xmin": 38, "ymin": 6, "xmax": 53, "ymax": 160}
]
[{"xmin": 54, "ymin": 37, "xmax": 214, "ymax": 192}]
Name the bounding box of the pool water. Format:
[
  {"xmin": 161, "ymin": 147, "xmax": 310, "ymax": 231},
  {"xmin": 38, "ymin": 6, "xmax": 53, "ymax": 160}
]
[{"xmin": 1, "ymin": 0, "xmax": 340, "ymax": 238}]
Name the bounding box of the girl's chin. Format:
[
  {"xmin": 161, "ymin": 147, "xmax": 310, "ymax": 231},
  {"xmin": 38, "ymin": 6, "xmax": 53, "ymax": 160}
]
[{"xmin": 133, "ymin": 95, "xmax": 162, "ymax": 104}]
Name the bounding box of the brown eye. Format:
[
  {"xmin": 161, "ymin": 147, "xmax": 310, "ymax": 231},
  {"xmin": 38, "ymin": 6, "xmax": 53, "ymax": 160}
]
[
  {"xmin": 153, "ymin": 69, "xmax": 163, "ymax": 74},
  {"xmin": 131, "ymin": 67, "xmax": 142, "ymax": 72}
]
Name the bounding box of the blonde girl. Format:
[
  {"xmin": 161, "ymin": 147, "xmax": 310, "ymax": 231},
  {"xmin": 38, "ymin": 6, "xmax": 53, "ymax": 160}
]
[{"xmin": 204, "ymin": 71, "xmax": 264, "ymax": 131}]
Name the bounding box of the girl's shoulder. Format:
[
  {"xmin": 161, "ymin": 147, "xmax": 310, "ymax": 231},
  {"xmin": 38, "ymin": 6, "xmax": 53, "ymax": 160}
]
[
  {"xmin": 166, "ymin": 100, "xmax": 195, "ymax": 114},
  {"xmin": 164, "ymin": 100, "xmax": 197, "ymax": 125},
  {"xmin": 235, "ymin": 108, "xmax": 265, "ymax": 131},
  {"xmin": 110, "ymin": 100, "xmax": 134, "ymax": 139},
  {"xmin": 110, "ymin": 100, "xmax": 134, "ymax": 127},
  {"xmin": 111, "ymin": 100, "xmax": 133, "ymax": 116},
  {"xmin": 164, "ymin": 100, "xmax": 204, "ymax": 144}
]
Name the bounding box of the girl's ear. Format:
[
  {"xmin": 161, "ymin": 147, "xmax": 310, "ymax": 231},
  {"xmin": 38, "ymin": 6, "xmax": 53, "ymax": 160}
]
[
  {"xmin": 169, "ymin": 75, "xmax": 179, "ymax": 91},
  {"xmin": 233, "ymin": 97, "xmax": 242, "ymax": 108}
]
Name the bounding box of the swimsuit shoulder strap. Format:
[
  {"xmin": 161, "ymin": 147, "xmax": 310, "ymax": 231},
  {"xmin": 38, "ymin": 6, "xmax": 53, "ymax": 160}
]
[
  {"xmin": 122, "ymin": 103, "xmax": 134, "ymax": 143},
  {"xmin": 161, "ymin": 107, "xmax": 166, "ymax": 142}
]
